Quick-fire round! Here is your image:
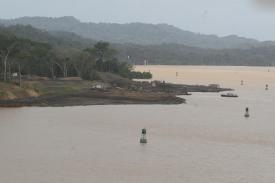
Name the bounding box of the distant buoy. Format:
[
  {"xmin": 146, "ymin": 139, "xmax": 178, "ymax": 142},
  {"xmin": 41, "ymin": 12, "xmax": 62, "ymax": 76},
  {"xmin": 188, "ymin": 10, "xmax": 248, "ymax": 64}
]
[
  {"xmin": 265, "ymin": 84, "xmax": 269, "ymax": 90},
  {"xmin": 140, "ymin": 128, "xmax": 147, "ymax": 144},
  {"xmin": 241, "ymin": 80, "xmax": 244, "ymax": 86},
  {"xmin": 244, "ymin": 107, "xmax": 250, "ymax": 118}
]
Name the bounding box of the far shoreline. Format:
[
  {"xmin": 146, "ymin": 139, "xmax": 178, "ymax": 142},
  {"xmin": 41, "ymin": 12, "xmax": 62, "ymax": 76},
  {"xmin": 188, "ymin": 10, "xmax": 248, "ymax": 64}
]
[
  {"xmin": 0, "ymin": 76, "xmax": 231, "ymax": 108},
  {"xmin": 134, "ymin": 65, "xmax": 274, "ymax": 69}
]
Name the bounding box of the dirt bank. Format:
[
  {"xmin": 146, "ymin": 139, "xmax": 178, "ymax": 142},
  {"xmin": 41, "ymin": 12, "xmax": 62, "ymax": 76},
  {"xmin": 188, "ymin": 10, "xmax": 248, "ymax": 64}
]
[
  {"xmin": 0, "ymin": 73, "xmax": 231, "ymax": 107},
  {"xmin": 0, "ymin": 88, "xmax": 185, "ymax": 107}
]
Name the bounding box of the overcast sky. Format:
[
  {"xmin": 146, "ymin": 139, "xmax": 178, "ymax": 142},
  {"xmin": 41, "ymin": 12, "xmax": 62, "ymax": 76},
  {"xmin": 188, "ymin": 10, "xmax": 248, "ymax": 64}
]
[{"xmin": 1, "ymin": 0, "xmax": 275, "ymax": 41}]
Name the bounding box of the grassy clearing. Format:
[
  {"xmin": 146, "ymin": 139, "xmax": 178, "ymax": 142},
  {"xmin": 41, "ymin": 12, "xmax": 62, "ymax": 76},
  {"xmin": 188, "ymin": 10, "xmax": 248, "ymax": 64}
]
[
  {"xmin": 0, "ymin": 91, "xmax": 4, "ymax": 97},
  {"xmin": 32, "ymin": 80, "xmax": 93, "ymax": 95},
  {"xmin": 0, "ymin": 80, "xmax": 94, "ymax": 100}
]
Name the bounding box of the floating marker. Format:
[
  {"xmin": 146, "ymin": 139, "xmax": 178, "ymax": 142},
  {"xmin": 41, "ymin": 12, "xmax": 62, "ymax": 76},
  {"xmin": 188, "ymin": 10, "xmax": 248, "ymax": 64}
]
[
  {"xmin": 244, "ymin": 107, "xmax": 250, "ymax": 118},
  {"xmin": 140, "ymin": 128, "xmax": 147, "ymax": 144},
  {"xmin": 241, "ymin": 80, "xmax": 244, "ymax": 86},
  {"xmin": 265, "ymin": 84, "xmax": 269, "ymax": 90}
]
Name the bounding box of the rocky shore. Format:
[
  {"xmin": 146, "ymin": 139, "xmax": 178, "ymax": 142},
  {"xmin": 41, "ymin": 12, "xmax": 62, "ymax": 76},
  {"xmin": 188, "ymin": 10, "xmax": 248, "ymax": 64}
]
[
  {"xmin": 0, "ymin": 73, "xmax": 231, "ymax": 107},
  {"xmin": 0, "ymin": 88, "xmax": 185, "ymax": 107}
]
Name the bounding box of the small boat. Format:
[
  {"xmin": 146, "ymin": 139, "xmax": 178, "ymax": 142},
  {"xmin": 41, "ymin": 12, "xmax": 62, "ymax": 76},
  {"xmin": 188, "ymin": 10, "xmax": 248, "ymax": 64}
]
[
  {"xmin": 221, "ymin": 93, "xmax": 238, "ymax": 98},
  {"xmin": 140, "ymin": 128, "xmax": 147, "ymax": 144},
  {"xmin": 244, "ymin": 107, "xmax": 250, "ymax": 118}
]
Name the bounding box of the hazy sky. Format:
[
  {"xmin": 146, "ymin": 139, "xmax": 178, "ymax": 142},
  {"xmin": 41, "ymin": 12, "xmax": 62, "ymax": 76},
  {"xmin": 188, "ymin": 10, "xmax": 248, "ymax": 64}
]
[{"xmin": 1, "ymin": 0, "xmax": 275, "ymax": 40}]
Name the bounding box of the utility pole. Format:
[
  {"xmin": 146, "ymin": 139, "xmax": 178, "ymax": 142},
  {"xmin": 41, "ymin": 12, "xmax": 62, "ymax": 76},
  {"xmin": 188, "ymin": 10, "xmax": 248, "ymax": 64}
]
[
  {"xmin": 4, "ymin": 57, "xmax": 7, "ymax": 82},
  {"xmin": 18, "ymin": 64, "xmax": 22, "ymax": 87}
]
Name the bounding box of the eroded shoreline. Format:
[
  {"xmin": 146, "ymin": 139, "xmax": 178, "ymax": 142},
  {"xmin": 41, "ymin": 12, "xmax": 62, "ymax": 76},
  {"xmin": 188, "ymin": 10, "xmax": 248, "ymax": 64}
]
[
  {"xmin": 0, "ymin": 73, "xmax": 231, "ymax": 107},
  {"xmin": 0, "ymin": 89, "xmax": 185, "ymax": 107},
  {"xmin": 0, "ymin": 86, "xmax": 230, "ymax": 108}
]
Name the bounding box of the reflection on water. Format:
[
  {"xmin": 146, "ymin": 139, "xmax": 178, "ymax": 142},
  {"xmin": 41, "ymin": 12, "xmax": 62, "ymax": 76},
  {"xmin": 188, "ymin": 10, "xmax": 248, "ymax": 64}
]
[{"xmin": 1, "ymin": 66, "xmax": 275, "ymax": 183}]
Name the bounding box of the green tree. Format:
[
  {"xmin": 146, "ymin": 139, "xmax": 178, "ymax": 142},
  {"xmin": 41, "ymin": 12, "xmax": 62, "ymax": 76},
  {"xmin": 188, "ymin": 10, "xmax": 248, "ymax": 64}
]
[
  {"xmin": 85, "ymin": 42, "xmax": 117, "ymax": 72},
  {"xmin": 0, "ymin": 34, "xmax": 17, "ymax": 82}
]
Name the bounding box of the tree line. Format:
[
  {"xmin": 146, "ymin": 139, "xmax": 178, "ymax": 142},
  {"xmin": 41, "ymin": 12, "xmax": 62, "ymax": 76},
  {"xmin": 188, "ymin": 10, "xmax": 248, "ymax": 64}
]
[
  {"xmin": 115, "ymin": 43, "xmax": 275, "ymax": 66},
  {"xmin": 2, "ymin": 24, "xmax": 274, "ymax": 81},
  {"xmin": 0, "ymin": 30, "xmax": 152, "ymax": 84}
]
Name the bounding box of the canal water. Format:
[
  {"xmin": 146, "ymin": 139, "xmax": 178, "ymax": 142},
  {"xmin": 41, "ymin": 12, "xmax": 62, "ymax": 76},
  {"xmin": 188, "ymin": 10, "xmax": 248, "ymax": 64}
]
[{"xmin": 1, "ymin": 66, "xmax": 275, "ymax": 183}]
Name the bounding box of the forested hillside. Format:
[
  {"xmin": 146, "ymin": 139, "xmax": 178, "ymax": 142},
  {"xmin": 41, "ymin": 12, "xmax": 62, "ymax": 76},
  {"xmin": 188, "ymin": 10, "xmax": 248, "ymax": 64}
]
[
  {"xmin": 1, "ymin": 23, "xmax": 275, "ymax": 82},
  {"xmin": 115, "ymin": 43, "xmax": 275, "ymax": 66},
  {"xmin": 1, "ymin": 16, "xmax": 271, "ymax": 49},
  {"xmin": 0, "ymin": 26, "xmax": 152, "ymax": 83}
]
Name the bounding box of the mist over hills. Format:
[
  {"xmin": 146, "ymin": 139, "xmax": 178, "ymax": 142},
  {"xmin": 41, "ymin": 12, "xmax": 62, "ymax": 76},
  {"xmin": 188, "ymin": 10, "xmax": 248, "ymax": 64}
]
[
  {"xmin": 0, "ymin": 24, "xmax": 95, "ymax": 49},
  {"xmin": 1, "ymin": 16, "xmax": 271, "ymax": 49},
  {"xmin": 114, "ymin": 43, "xmax": 275, "ymax": 66},
  {"xmin": 1, "ymin": 19, "xmax": 275, "ymax": 66}
]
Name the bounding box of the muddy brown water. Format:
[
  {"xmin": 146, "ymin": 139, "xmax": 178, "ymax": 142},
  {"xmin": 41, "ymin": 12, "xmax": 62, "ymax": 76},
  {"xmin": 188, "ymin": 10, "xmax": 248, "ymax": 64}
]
[{"xmin": 1, "ymin": 66, "xmax": 275, "ymax": 183}]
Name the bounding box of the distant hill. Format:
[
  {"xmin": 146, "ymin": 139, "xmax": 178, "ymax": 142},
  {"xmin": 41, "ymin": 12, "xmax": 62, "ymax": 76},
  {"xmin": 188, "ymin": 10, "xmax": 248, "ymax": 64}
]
[
  {"xmin": 1, "ymin": 24, "xmax": 275, "ymax": 66},
  {"xmin": 0, "ymin": 24, "xmax": 95, "ymax": 49},
  {"xmin": 1, "ymin": 16, "xmax": 271, "ymax": 49},
  {"xmin": 114, "ymin": 43, "xmax": 275, "ymax": 66}
]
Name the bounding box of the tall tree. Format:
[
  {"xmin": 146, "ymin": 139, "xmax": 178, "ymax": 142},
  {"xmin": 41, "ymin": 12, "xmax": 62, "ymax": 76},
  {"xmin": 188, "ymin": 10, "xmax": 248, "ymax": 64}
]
[
  {"xmin": 85, "ymin": 42, "xmax": 117, "ymax": 72},
  {"xmin": 0, "ymin": 34, "xmax": 17, "ymax": 82}
]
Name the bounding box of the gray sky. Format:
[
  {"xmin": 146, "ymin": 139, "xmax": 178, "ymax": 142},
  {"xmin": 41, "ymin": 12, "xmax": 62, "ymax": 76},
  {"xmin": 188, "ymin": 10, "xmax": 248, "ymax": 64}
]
[{"xmin": 1, "ymin": 0, "xmax": 275, "ymax": 41}]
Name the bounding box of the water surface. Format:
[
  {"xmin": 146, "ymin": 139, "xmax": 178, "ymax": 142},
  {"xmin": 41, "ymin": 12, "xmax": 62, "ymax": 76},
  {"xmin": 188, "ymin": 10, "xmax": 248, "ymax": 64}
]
[{"xmin": 1, "ymin": 66, "xmax": 275, "ymax": 183}]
